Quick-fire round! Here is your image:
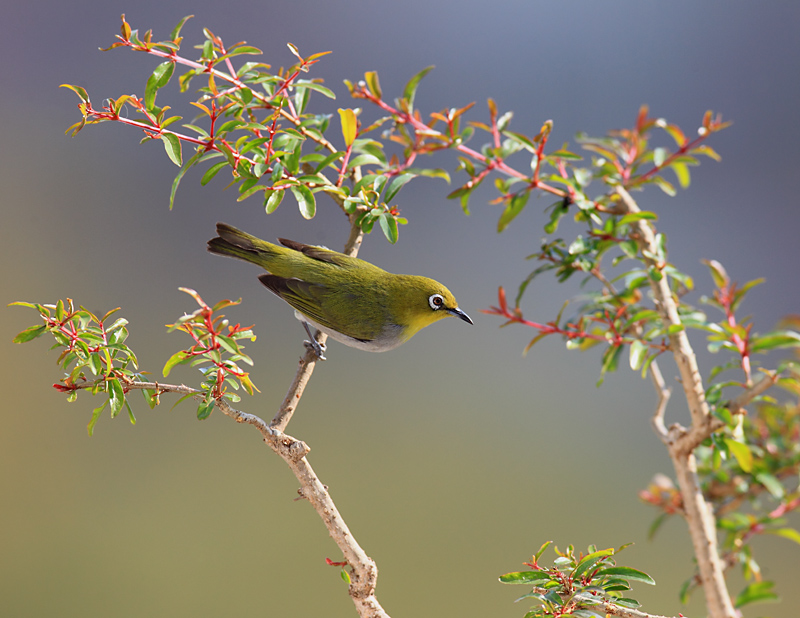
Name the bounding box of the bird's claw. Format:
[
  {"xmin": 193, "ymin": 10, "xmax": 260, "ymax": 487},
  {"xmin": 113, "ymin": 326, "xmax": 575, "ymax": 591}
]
[
  {"xmin": 301, "ymin": 321, "xmax": 327, "ymax": 360},
  {"xmin": 304, "ymin": 339, "xmax": 327, "ymax": 360}
]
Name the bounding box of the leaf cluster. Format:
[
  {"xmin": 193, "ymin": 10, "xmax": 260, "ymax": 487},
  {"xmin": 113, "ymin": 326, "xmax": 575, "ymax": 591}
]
[
  {"xmin": 11, "ymin": 299, "xmax": 147, "ymax": 435},
  {"xmin": 10, "ymin": 289, "xmax": 258, "ymax": 431},
  {"xmin": 500, "ymin": 541, "xmax": 654, "ymax": 618},
  {"xmin": 61, "ymin": 15, "xmax": 455, "ymax": 244},
  {"xmin": 163, "ymin": 288, "xmax": 258, "ymax": 419}
]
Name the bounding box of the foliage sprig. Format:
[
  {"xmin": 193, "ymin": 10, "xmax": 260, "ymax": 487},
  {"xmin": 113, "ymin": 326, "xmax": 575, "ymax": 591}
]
[
  {"xmin": 500, "ymin": 542, "xmax": 655, "ymax": 618},
  {"xmin": 11, "ymin": 288, "xmax": 257, "ymax": 432}
]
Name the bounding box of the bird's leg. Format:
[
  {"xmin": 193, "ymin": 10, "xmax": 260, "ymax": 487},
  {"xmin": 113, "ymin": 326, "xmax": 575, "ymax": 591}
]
[{"xmin": 302, "ymin": 321, "xmax": 327, "ymax": 360}]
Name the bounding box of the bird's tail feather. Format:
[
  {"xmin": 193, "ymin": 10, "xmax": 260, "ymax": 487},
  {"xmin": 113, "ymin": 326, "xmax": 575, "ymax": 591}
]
[{"xmin": 207, "ymin": 222, "xmax": 277, "ymax": 268}]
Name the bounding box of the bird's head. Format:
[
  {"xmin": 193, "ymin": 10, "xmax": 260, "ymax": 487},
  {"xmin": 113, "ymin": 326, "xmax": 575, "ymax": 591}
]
[{"xmin": 393, "ymin": 276, "xmax": 473, "ymax": 338}]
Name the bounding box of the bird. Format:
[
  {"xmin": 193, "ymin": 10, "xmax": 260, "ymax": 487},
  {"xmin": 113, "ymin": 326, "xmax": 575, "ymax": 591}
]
[{"xmin": 207, "ymin": 223, "xmax": 473, "ymax": 359}]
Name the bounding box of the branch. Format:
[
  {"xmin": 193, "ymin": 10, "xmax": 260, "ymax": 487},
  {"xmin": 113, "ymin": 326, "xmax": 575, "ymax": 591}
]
[
  {"xmin": 617, "ymin": 186, "xmax": 710, "ymax": 432},
  {"xmin": 648, "ymin": 359, "xmax": 672, "ymax": 443},
  {"xmin": 526, "ymin": 587, "xmax": 680, "ymax": 618},
  {"xmin": 121, "ymin": 355, "xmax": 388, "ymax": 618},
  {"xmin": 259, "ymin": 217, "xmax": 381, "ymax": 615},
  {"xmin": 617, "ymin": 186, "xmax": 737, "ymax": 618}
]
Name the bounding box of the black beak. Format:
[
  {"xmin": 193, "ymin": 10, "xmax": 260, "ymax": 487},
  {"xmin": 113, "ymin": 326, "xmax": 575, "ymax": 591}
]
[{"xmin": 448, "ymin": 306, "xmax": 474, "ymax": 325}]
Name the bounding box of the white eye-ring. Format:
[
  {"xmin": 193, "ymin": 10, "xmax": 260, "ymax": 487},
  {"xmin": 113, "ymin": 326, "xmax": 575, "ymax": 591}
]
[{"xmin": 428, "ymin": 294, "xmax": 445, "ymax": 310}]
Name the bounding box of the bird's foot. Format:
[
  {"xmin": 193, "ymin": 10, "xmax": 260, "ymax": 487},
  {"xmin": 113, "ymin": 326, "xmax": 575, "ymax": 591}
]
[
  {"xmin": 302, "ymin": 321, "xmax": 327, "ymax": 360},
  {"xmin": 303, "ymin": 338, "xmax": 327, "ymax": 361}
]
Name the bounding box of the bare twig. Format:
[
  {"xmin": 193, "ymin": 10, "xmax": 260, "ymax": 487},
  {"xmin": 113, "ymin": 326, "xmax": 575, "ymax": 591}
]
[
  {"xmin": 648, "ymin": 359, "xmax": 672, "ymax": 443},
  {"xmin": 618, "ymin": 186, "xmax": 737, "ymax": 618},
  {"xmin": 120, "ymin": 359, "xmax": 387, "ymax": 618},
  {"xmin": 526, "ymin": 587, "xmax": 681, "ymax": 618},
  {"xmin": 122, "ymin": 215, "xmax": 382, "ymax": 616},
  {"xmin": 261, "ymin": 217, "xmax": 381, "ymax": 616},
  {"xmin": 270, "ymin": 346, "xmax": 326, "ymax": 431}
]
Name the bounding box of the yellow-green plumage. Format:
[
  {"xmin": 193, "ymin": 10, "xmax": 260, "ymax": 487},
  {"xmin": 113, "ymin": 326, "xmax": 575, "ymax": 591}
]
[{"xmin": 207, "ymin": 223, "xmax": 472, "ymax": 354}]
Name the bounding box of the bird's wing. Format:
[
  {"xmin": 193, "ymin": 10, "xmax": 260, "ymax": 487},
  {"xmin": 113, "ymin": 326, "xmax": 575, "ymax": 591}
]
[
  {"xmin": 277, "ymin": 238, "xmax": 353, "ymax": 267},
  {"xmin": 258, "ymin": 274, "xmax": 372, "ymax": 341}
]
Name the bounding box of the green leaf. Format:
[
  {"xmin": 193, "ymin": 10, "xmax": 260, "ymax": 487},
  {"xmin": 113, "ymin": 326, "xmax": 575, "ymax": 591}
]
[
  {"xmin": 671, "ymin": 161, "xmax": 691, "ymax": 188},
  {"xmin": 600, "ymin": 344, "xmax": 624, "ymax": 377},
  {"xmin": 734, "ymin": 581, "xmax": 778, "ymax": 608},
  {"xmin": 169, "ymin": 150, "xmax": 203, "ymax": 209},
  {"xmin": 653, "ymin": 147, "xmax": 668, "ymax": 168},
  {"xmin": 403, "ymin": 65, "xmax": 434, "ymax": 111},
  {"xmin": 652, "ymin": 175, "xmax": 676, "ymax": 196},
  {"xmin": 766, "ymin": 527, "xmax": 800, "ymax": 546},
  {"xmin": 290, "ymin": 184, "xmax": 316, "ymax": 219},
  {"xmin": 549, "ymin": 149, "xmax": 582, "ymax": 160},
  {"xmin": 628, "ymin": 340, "xmax": 647, "ymax": 371},
  {"xmin": 201, "ymin": 161, "xmax": 228, "ymax": 186},
  {"xmin": 754, "ymin": 472, "xmax": 785, "ymax": 499},
  {"xmin": 170, "ymin": 392, "xmax": 195, "ymax": 411},
  {"xmin": 723, "ymin": 438, "xmax": 753, "ymax": 473},
  {"xmin": 572, "ymin": 548, "xmax": 615, "ymax": 579},
  {"xmin": 12, "ymin": 324, "xmax": 47, "ymax": 344},
  {"xmin": 384, "ymin": 173, "xmax": 416, "ymax": 203},
  {"xmin": 60, "ymin": 83, "xmax": 90, "ymax": 103},
  {"xmin": 108, "ymin": 377, "xmax": 125, "ymax": 418},
  {"xmin": 161, "ymin": 133, "xmax": 183, "ymax": 166},
  {"xmin": 219, "ymin": 45, "xmax": 263, "ymax": 60},
  {"xmin": 87, "ymin": 400, "xmax": 106, "ymax": 436},
  {"xmin": 619, "ymin": 211, "xmax": 657, "ymax": 225},
  {"xmin": 237, "ymin": 183, "xmax": 266, "ymax": 202},
  {"xmin": 196, "ymin": 396, "xmax": 215, "ymax": 420},
  {"xmin": 145, "ymin": 61, "xmax": 175, "ymax": 110},
  {"xmin": 364, "ymin": 70, "xmax": 382, "ymax": 98},
  {"xmin": 348, "ymin": 154, "xmax": 384, "ymax": 168},
  {"xmin": 499, "ymin": 571, "xmax": 552, "ymax": 584},
  {"xmin": 378, "ymin": 212, "xmax": 399, "ymax": 244},
  {"xmin": 265, "ymin": 189, "xmax": 285, "ymax": 214},
  {"xmin": 216, "ymin": 334, "xmax": 240, "ymax": 355},
  {"xmin": 691, "ymin": 144, "xmax": 721, "ymax": 161},
  {"xmin": 294, "ymin": 80, "xmax": 336, "ymax": 100},
  {"xmin": 749, "ymin": 330, "xmax": 800, "ymax": 353},
  {"xmin": 702, "ymin": 259, "xmax": 729, "ymax": 288},
  {"xmin": 612, "ymin": 598, "xmax": 641, "ymax": 609},
  {"xmin": 170, "ymin": 15, "xmax": 194, "ymax": 41},
  {"xmin": 594, "ymin": 566, "xmax": 655, "ymax": 586},
  {"xmin": 497, "ymin": 192, "xmax": 529, "ymax": 232},
  {"xmin": 163, "ymin": 350, "xmax": 193, "ymax": 376},
  {"xmin": 313, "ymin": 151, "xmax": 345, "ymax": 173}
]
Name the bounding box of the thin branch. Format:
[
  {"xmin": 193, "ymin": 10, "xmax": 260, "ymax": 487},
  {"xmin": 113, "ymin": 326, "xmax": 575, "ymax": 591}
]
[
  {"xmin": 616, "ymin": 185, "xmax": 737, "ymax": 618},
  {"xmin": 526, "ymin": 587, "xmax": 680, "ymax": 618},
  {"xmin": 118, "ymin": 369, "xmax": 387, "ymax": 617},
  {"xmin": 270, "ymin": 346, "xmax": 325, "ymax": 432},
  {"xmin": 648, "ymin": 359, "xmax": 672, "ymax": 443},
  {"xmin": 617, "ymin": 186, "xmax": 710, "ymax": 432}
]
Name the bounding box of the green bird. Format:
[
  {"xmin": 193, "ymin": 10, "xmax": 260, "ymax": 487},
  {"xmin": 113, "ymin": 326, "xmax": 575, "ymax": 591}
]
[{"xmin": 207, "ymin": 223, "xmax": 473, "ymax": 358}]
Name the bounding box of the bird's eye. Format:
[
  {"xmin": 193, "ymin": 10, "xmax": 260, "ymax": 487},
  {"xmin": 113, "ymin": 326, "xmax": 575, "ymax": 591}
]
[{"xmin": 429, "ymin": 294, "xmax": 445, "ymax": 310}]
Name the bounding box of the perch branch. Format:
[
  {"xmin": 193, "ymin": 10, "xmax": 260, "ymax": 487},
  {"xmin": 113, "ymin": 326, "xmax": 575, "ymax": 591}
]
[
  {"xmin": 119, "ymin": 368, "xmax": 388, "ymax": 617},
  {"xmin": 617, "ymin": 185, "xmax": 736, "ymax": 618}
]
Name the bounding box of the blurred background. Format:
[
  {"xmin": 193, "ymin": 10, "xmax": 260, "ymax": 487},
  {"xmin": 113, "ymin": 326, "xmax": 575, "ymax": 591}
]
[{"xmin": 2, "ymin": 2, "xmax": 799, "ymax": 617}]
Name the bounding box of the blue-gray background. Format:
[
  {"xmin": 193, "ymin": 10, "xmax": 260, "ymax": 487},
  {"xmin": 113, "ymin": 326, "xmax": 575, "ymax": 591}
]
[{"xmin": 2, "ymin": 2, "xmax": 798, "ymax": 617}]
